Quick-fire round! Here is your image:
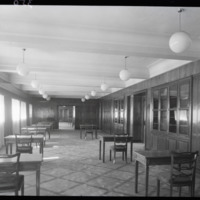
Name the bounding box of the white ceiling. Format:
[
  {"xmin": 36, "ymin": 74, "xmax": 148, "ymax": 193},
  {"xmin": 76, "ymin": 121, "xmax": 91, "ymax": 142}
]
[{"xmin": 0, "ymin": 5, "xmax": 199, "ymax": 99}]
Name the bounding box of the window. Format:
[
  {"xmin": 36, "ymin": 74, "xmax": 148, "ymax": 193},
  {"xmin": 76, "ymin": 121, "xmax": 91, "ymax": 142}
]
[
  {"xmin": 114, "ymin": 99, "xmax": 124, "ymax": 124},
  {"xmin": 0, "ymin": 94, "xmax": 5, "ymax": 148},
  {"xmin": 152, "ymin": 78, "xmax": 190, "ymax": 136},
  {"xmin": 12, "ymin": 98, "xmax": 20, "ymax": 134},
  {"xmin": 29, "ymin": 104, "xmax": 32, "ymax": 125},
  {"xmin": 20, "ymin": 101, "xmax": 27, "ymax": 128}
]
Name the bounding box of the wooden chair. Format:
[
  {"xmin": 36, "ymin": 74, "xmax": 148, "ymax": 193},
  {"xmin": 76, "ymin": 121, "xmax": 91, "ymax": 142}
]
[
  {"xmin": 0, "ymin": 153, "xmax": 24, "ymax": 196},
  {"xmin": 156, "ymin": 151, "xmax": 199, "ymax": 197},
  {"xmin": 84, "ymin": 125, "xmax": 94, "ymax": 140},
  {"xmin": 15, "ymin": 134, "xmax": 33, "ymax": 154},
  {"xmin": 110, "ymin": 134, "xmax": 128, "ymax": 164}
]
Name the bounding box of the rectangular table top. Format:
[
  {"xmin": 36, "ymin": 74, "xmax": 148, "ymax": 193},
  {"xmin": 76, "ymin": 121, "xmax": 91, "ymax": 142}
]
[
  {"xmin": 0, "ymin": 153, "xmax": 43, "ymax": 163},
  {"xmin": 5, "ymin": 135, "xmax": 44, "ymax": 139},
  {"xmin": 134, "ymin": 150, "xmax": 172, "ymax": 159}
]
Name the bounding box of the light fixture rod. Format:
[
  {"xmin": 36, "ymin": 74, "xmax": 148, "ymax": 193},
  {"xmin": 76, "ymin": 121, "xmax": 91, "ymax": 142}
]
[
  {"xmin": 178, "ymin": 8, "xmax": 184, "ymax": 31},
  {"xmin": 124, "ymin": 56, "xmax": 128, "ymax": 69},
  {"xmin": 22, "ymin": 48, "xmax": 26, "ymax": 63}
]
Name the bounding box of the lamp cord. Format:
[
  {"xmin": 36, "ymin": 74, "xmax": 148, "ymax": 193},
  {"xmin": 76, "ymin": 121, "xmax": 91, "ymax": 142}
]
[
  {"xmin": 124, "ymin": 56, "xmax": 128, "ymax": 69},
  {"xmin": 178, "ymin": 8, "xmax": 183, "ymax": 32}
]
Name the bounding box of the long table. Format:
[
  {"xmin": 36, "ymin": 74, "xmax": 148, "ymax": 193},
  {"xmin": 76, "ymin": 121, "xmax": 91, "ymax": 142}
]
[
  {"xmin": 4, "ymin": 135, "xmax": 44, "ymax": 156},
  {"xmin": 99, "ymin": 135, "xmax": 138, "ymax": 163},
  {"xmin": 21, "ymin": 127, "xmax": 47, "ymax": 144},
  {"xmin": 134, "ymin": 150, "xmax": 171, "ymax": 197},
  {"xmin": 0, "ymin": 153, "xmax": 43, "ymax": 196},
  {"xmin": 80, "ymin": 124, "xmax": 97, "ymax": 139},
  {"xmin": 30, "ymin": 123, "xmax": 52, "ymax": 139}
]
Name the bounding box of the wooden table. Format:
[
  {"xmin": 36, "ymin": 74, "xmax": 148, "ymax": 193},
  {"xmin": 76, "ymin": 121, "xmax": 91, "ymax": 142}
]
[
  {"xmin": 134, "ymin": 150, "xmax": 171, "ymax": 196},
  {"xmin": 0, "ymin": 153, "xmax": 43, "ymax": 196},
  {"xmin": 99, "ymin": 135, "xmax": 135, "ymax": 163},
  {"xmin": 80, "ymin": 124, "xmax": 97, "ymax": 139},
  {"xmin": 21, "ymin": 127, "xmax": 47, "ymax": 143},
  {"xmin": 4, "ymin": 135, "xmax": 44, "ymax": 156},
  {"xmin": 31, "ymin": 124, "xmax": 51, "ymax": 139}
]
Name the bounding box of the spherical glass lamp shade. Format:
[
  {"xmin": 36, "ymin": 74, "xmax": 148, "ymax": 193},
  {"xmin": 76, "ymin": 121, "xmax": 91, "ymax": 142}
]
[
  {"xmin": 42, "ymin": 93, "xmax": 48, "ymax": 99},
  {"xmin": 16, "ymin": 63, "xmax": 29, "ymax": 76},
  {"xmin": 85, "ymin": 94, "xmax": 90, "ymax": 100},
  {"xmin": 81, "ymin": 98, "xmax": 85, "ymax": 102},
  {"xmin": 119, "ymin": 69, "xmax": 131, "ymax": 81},
  {"xmin": 169, "ymin": 31, "xmax": 191, "ymax": 53},
  {"xmin": 38, "ymin": 88, "xmax": 44, "ymax": 95},
  {"xmin": 101, "ymin": 83, "xmax": 108, "ymax": 91},
  {"xmin": 46, "ymin": 97, "xmax": 51, "ymax": 101},
  {"xmin": 31, "ymin": 80, "xmax": 40, "ymax": 89},
  {"xmin": 91, "ymin": 90, "xmax": 96, "ymax": 96}
]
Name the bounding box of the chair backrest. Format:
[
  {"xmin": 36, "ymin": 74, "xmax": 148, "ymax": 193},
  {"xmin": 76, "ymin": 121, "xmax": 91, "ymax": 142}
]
[
  {"xmin": 170, "ymin": 151, "xmax": 199, "ymax": 184},
  {"xmin": 0, "ymin": 153, "xmax": 20, "ymax": 175},
  {"xmin": 15, "ymin": 134, "xmax": 33, "ymax": 151},
  {"xmin": 85, "ymin": 125, "xmax": 93, "ymax": 132},
  {"xmin": 114, "ymin": 134, "xmax": 128, "ymax": 147}
]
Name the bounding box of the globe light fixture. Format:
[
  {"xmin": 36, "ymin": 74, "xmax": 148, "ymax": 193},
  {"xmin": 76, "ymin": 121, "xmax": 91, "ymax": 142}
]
[
  {"xmin": 31, "ymin": 73, "xmax": 40, "ymax": 89},
  {"xmin": 81, "ymin": 98, "xmax": 85, "ymax": 102},
  {"xmin": 91, "ymin": 90, "xmax": 96, "ymax": 97},
  {"xmin": 16, "ymin": 48, "xmax": 30, "ymax": 76},
  {"xmin": 101, "ymin": 83, "xmax": 108, "ymax": 91},
  {"xmin": 85, "ymin": 94, "xmax": 90, "ymax": 100},
  {"xmin": 31, "ymin": 80, "xmax": 40, "ymax": 89},
  {"xmin": 43, "ymin": 93, "xmax": 48, "ymax": 99},
  {"xmin": 119, "ymin": 56, "xmax": 131, "ymax": 81},
  {"xmin": 38, "ymin": 87, "xmax": 45, "ymax": 95},
  {"xmin": 46, "ymin": 96, "xmax": 51, "ymax": 101},
  {"xmin": 169, "ymin": 8, "xmax": 191, "ymax": 53}
]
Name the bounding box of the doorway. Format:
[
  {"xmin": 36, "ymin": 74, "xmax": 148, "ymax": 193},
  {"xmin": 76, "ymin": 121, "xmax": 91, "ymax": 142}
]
[
  {"xmin": 133, "ymin": 92, "xmax": 146, "ymax": 143},
  {"xmin": 58, "ymin": 106, "xmax": 76, "ymax": 130}
]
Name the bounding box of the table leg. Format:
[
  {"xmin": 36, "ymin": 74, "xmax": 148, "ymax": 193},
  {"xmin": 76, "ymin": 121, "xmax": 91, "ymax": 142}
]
[
  {"xmin": 36, "ymin": 168, "xmax": 40, "ymax": 196},
  {"xmin": 145, "ymin": 165, "xmax": 149, "ymax": 197},
  {"xmin": 130, "ymin": 142, "xmax": 133, "ymax": 162},
  {"xmin": 80, "ymin": 129, "xmax": 82, "ymax": 139},
  {"xmin": 135, "ymin": 160, "xmax": 138, "ymax": 193},
  {"xmin": 99, "ymin": 140, "xmax": 101, "ymax": 160},
  {"xmin": 10, "ymin": 144, "xmax": 12, "ymax": 154},
  {"xmin": 48, "ymin": 129, "xmax": 50, "ymax": 139},
  {"xmin": 103, "ymin": 140, "xmax": 105, "ymax": 163},
  {"xmin": 40, "ymin": 141, "xmax": 44, "ymax": 157},
  {"xmin": 5, "ymin": 143, "xmax": 8, "ymax": 154},
  {"xmin": 95, "ymin": 129, "xmax": 97, "ymax": 139}
]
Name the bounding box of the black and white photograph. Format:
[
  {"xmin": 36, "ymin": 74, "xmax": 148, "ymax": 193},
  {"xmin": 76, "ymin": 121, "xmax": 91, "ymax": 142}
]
[{"xmin": 0, "ymin": 1, "xmax": 200, "ymax": 197}]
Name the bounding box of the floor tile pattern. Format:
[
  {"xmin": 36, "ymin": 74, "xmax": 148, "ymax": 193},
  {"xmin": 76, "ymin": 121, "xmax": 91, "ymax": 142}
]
[{"xmin": 0, "ymin": 129, "xmax": 200, "ymax": 197}]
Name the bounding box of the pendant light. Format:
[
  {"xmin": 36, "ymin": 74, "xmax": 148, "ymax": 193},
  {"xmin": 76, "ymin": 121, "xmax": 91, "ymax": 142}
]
[
  {"xmin": 16, "ymin": 48, "xmax": 30, "ymax": 76},
  {"xmin": 81, "ymin": 98, "xmax": 85, "ymax": 102},
  {"xmin": 31, "ymin": 73, "xmax": 40, "ymax": 89},
  {"xmin": 43, "ymin": 93, "xmax": 48, "ymax": 99},
  {"xmin": 38, "ymin": 86, "xmax": 45, "ymax": 95},
  {"xmin": 119, "ymin": 56, "xmax": 131, "ymax": 81},
  {"xmin": 85, "ymin": 94, "xmax": 90, "ymax": 100},
  {"xmin": 169, "ymin": 8, "xmax": 191, "ymax": 53},
  {"xmin": 91, "ymin": 90, "xmax": 96, "ymax": 97}
]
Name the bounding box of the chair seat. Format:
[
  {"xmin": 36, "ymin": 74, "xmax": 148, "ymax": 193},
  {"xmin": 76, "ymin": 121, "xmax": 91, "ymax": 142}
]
[
  {"xmin": 17, "ymin": 146, "xmax": 32, "ymax": 153},
  {"xmin": 110, "ymin": 145, "xmax": 127, "ymax": 151},
  {"xmin": 0, "ymin": 174, "xmax": 24, "ymax": 191}
]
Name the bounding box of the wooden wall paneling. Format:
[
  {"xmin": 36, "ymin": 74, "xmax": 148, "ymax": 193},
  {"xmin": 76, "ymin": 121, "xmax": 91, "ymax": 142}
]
[
  {"xmin": 157, "ymin": 135, "xmax": 168, "ymax": 150},
  {"xmin": 177, "ymin": 140, "xmax": 189, "ymax": 152},
  {"xmin": 145, "ymin": 89, "xmax": 152, "ymax": 150},
  {"xmin": 168, "ymin": 138, "xmax": 177, "ymax": 151},
  {"xmin": 130, "ymin": 95, "xmax": 134, "ymax": 136},
  {"xmin": 192, "ymin": 74, "xmax": 200, "ymax": 169}
]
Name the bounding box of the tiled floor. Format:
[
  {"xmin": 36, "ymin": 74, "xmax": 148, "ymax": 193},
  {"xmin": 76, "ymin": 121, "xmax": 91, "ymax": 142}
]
[{"xmin": 1, "ymin": 129, "xmax": 200, "ymax": 197}]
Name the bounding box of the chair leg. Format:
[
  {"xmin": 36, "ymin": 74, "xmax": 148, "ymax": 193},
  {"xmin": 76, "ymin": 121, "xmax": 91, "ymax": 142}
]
[
  {"xmin": 110, "ymin": 150, "xmax": 112, "ymax": 161},
  {"xmin": 170, "ymin": 184, "xmax": 173, "ymax": 197},
  {"xmin": 179, "ymin": 186, "xmax": 182, "ymax": 197},
  {"xmin": 21, "ymin": 183, "xmax": 24, "ymax": 196},
  {"xmin": 113, "ymin": 150, "xmax": 116, "ymax": 164},
  {"xmin": 157, "ymin": 179, "xmax": 160, "ymax": 196},
  {"xmin": 125, "ymin": 150, "xmax": 127, "ymax": 163}
]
